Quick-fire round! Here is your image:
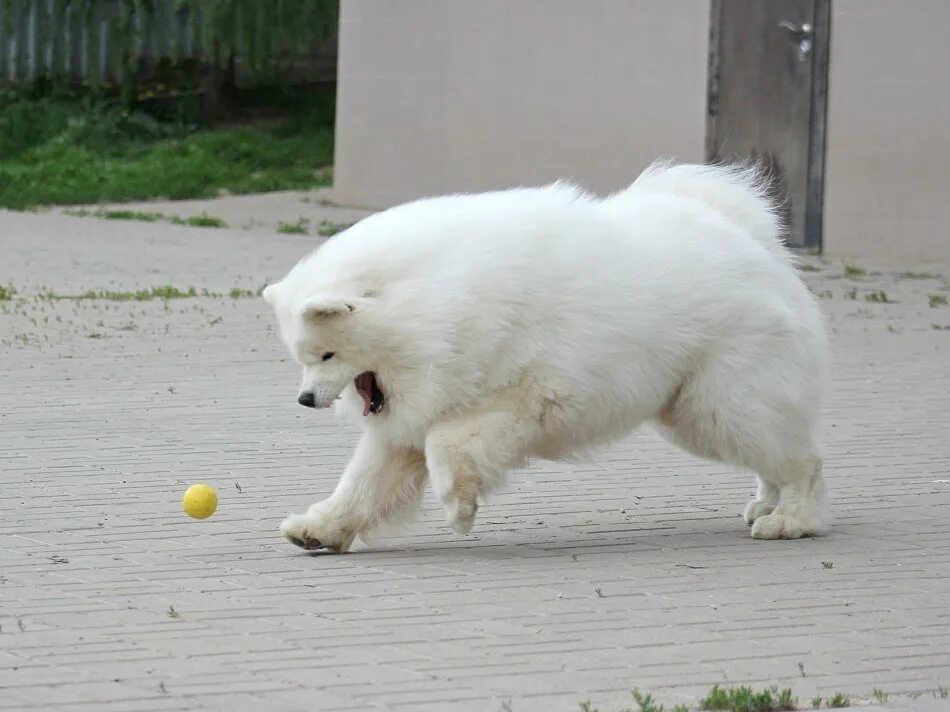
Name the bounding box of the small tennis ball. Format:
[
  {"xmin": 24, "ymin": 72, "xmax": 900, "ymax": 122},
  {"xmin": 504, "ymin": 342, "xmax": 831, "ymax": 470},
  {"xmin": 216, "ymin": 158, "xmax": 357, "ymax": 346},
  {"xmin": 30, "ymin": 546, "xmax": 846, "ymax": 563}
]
[{"xmin": 182, "ymin": 484, "xmax": 217, "ymax": 519}]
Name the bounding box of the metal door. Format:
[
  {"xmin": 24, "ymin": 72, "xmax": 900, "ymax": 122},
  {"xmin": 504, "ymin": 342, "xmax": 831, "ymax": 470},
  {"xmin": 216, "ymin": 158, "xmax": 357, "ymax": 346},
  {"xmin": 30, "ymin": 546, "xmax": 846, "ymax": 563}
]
[{"xmin": 706, "ymin": 0, "xmax": 830, "ymax": 252}]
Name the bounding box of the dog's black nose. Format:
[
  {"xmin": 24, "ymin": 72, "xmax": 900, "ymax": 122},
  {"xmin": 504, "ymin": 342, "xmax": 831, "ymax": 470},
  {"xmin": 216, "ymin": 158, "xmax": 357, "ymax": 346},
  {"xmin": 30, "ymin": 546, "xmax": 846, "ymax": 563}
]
[{"xmin": 297, "ymin": 391, "xmax": 316, "ymax": 408}]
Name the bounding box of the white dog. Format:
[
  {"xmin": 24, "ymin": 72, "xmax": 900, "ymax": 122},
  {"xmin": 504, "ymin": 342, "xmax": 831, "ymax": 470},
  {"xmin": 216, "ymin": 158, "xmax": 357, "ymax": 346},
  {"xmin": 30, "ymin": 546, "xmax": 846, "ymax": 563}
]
[{"xmin": 263, "ymin": 162, "xmax": 829, "ymax": 552}]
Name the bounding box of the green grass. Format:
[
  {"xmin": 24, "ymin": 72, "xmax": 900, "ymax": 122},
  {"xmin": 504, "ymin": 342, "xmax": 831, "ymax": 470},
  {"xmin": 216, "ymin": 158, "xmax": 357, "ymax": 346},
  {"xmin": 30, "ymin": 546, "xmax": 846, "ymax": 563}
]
[
  {"xmin": 827, "ymin": 694, "xmax": 849, "ymax": 708},
  {"xmin": 170, "ymin": 213, "xmax": 227, "ymax": 228},
  {"xmin": 700, "ymin": 685, "xmax": 796, "ymax": 712},
  {"xmin": 898, "ymin": 271, "xmax": 941, "ymax": 280},
  {"xmin": 632, "ymin": 690, "xmax": 664, "ymax": 712},
  {"xmin": 29, "ymin": 285, "xmax": 257, "ymax": 301},
  {"xmin": 0, "ymin": 96, "xmax": 334, "ymax": 209},
  {"xmin": 228, "ymin": 287, "xmax": 259, "ymax": 298},
  {"xmin": 318, "ymin": 219, "xmax": 353, "ymax": 237},
  {"xmin": 872, "ymin": 689, "xmax": 888, "ymax": 704},
  {"xmin": 929, "ymin": 294, "xmax": 948, "ymax": 308},
  {"xmin": 864, "ymin": 290, "xmax": 893, "ymax": 303},
  {"xmin": 843, "ymin": 265, "xmax": 866, "ymax": 278},
  {"xmin": 96, "ymin": 209, "xmax": 164, "ymax": 221},
  {"xmin": 81, "ymin": 286, "xmax": 198, "ymax": 301},
  {"xmin": 0, "ymin": 285, "xmax": 15, "ymax": 300},
  {"xmin": 277, "ymin": 217, "xmax": 310, "ymax": 234},
  {"xmin": 798, "ymin": 264, "xmax": 821, "ymax": 272},
  {"xmin": 810, "ymin": 697, "xmax": 821, "ymax": 709},
  {"xmin": 66, "ymin": 207, "xmax": 227, "ymax": 228}
]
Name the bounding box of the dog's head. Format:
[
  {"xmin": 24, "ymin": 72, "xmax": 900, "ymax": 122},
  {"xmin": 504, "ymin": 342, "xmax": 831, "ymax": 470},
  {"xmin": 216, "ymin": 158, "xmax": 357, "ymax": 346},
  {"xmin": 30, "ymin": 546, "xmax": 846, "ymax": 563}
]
[{"xmin": 262, "ymin": 283, "xmax": 386, "ymax": 416}]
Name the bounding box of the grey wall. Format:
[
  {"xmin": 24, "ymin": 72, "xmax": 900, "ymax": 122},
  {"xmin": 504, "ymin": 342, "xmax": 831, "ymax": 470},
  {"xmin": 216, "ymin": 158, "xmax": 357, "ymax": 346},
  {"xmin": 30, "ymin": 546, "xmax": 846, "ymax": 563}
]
[
  {"xmin": 823, "ymin": 0, "xmax": 950, "ymax": 260},
  {"xmin": 334, "ymin": 0, "xmax": 950, "ymax": 261},
  {"xmin": 334, "ymin": 0, "xmax": 710, "ymax": 207}
]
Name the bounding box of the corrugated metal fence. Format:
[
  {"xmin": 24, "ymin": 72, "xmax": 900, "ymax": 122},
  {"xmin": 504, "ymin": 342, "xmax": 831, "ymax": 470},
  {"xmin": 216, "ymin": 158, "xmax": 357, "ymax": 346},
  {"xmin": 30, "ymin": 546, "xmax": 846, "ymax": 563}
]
[{"xmin": 0, "ymin": 0, "xmax": 337, "ymax": 86}]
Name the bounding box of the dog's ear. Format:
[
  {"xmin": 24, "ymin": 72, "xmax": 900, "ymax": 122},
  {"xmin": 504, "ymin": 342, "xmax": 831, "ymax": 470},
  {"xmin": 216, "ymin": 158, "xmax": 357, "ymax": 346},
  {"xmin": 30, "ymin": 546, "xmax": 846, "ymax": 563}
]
[{"xmin": 299, "ymin": 295, "xmax": 371, "ymax": 321}]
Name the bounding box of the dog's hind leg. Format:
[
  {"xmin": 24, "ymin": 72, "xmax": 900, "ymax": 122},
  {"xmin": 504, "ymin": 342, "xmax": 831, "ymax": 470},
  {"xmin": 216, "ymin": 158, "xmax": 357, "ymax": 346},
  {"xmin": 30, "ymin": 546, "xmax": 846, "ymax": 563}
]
[
  {"xmin": 425, "ymin": 402, "xmax": 541, "ymax": 535},
  {"xmin": 655, "ymin": 343, "xmax": 827, "ymax": 539},
  {"xmin": 280, "ymin": 431, "xmax": 427, "ymax": 552}
]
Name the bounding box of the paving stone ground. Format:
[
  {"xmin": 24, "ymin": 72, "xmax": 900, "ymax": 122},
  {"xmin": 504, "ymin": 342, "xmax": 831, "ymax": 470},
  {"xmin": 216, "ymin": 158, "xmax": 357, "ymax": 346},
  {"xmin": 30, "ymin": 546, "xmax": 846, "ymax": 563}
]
[{"xmin": 2, "ymin": 203, "xmax": 950, "ymax": 712}]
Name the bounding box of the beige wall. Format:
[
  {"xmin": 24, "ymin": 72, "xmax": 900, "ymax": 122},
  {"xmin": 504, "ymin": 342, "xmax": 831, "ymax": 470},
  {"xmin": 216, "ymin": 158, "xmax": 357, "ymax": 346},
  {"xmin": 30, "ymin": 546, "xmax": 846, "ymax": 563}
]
[
  {"xmin": 334, "ymin": 0, "xmax": 710, "ymax": 208},
  {"xmin": 823, "ymin": 0, "xmax": 950, "ymax": 260}
]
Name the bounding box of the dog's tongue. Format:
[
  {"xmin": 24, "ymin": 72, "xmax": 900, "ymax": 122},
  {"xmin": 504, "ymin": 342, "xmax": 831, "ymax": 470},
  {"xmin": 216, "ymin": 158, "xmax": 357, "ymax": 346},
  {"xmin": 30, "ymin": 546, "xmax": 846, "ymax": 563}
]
[{"xmin": 355, "ymin": 372, "xmax": 373, "ymax": 416}]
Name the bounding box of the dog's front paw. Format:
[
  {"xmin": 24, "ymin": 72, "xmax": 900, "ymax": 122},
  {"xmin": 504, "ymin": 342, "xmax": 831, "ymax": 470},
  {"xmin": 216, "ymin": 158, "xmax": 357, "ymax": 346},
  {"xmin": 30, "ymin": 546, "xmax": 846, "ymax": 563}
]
[
  {"xmin": 279, "ymin": 505, "xmax": 356, "ymax": 553},
  {"xmin": 743, "ymin": 499, "xmax": 777, "ymax": 525}
]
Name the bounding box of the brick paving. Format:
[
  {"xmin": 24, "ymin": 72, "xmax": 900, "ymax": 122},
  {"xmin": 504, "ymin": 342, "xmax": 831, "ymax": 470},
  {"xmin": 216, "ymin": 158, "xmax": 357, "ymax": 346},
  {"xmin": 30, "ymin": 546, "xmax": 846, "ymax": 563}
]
[{"xmin": 1, "ymin": 206, "xmax": 949, "ymax": 712}]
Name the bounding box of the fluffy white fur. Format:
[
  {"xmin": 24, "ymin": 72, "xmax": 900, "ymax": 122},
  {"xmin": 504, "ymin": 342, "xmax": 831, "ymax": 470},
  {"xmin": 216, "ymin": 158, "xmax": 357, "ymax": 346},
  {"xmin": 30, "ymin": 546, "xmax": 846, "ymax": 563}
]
[{"xmin": 263, "ymin": 162, "xmax": 829, "ymax": 552}]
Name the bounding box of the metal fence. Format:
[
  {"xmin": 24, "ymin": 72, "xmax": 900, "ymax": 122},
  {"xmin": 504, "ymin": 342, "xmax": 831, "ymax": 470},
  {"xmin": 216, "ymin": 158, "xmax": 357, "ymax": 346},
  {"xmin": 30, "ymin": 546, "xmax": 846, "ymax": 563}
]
[{"xmin": 0, "ymin": 0, "xmax": 337, "ymax": 87}]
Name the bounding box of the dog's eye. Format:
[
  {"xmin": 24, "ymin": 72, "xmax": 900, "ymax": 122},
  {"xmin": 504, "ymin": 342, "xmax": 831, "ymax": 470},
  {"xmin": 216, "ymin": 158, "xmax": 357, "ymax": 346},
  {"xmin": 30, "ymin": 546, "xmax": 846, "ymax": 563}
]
[{"xmin": 321, "ymin": 352, "xmax": 335, "ymax": 361}]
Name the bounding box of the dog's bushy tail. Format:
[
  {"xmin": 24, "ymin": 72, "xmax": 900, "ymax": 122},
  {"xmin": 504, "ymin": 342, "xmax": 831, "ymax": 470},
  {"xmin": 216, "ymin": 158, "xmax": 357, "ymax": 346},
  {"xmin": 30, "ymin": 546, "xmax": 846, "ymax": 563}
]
[{"xmin": 614, "ymin": 160, "xmax": 793, "ymax": 263}]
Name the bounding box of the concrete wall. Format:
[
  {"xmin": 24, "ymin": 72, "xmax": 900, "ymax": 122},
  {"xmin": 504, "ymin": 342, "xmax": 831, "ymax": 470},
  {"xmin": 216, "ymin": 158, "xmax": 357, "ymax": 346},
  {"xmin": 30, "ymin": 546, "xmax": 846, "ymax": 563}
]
[
  {"xmin": 823, "ymin": 1, "xmax": 950, "ymax": 260},
  {"xmin": 333, "ymin": 0, "xmax": 710, "ymax": 208}
]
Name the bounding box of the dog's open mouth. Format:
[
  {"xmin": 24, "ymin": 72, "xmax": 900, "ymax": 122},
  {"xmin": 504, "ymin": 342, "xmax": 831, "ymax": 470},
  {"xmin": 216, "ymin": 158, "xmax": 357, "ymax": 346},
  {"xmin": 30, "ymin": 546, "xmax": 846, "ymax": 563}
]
[{"xmin": 354, "ymin": 371, "xmax": 385, "ymax": 416}]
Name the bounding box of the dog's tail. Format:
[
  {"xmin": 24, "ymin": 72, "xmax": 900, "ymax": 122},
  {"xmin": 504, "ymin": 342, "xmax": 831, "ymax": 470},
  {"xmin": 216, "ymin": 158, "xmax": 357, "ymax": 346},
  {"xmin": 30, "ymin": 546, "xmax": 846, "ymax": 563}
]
[{"xmin": 611, "ymin": 160, "xmax": 793, "ymax": 262}]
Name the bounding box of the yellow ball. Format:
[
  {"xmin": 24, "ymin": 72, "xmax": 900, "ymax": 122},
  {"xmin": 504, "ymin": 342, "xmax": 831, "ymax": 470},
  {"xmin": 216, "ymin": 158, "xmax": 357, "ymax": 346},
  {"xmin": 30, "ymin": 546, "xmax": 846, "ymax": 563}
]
[{"xmin": 182, "ymin": 484, "xmax": 217, "ymax": 519}]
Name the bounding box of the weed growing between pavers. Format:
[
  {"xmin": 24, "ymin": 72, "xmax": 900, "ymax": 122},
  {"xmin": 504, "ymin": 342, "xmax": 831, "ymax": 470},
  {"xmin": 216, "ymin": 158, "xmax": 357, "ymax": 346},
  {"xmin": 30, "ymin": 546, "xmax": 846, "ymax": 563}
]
[
  {"xmin": 930, "ymin": 294, "xmax": 948, "ymax": 308},
  {"xmin": 29, "ymin": 285, "xmax": 262, "ymax": 301},
  {"xmin": 66, "ymin": 208, "xmax": 228, "ymax": 228},
  {"xmin": 700, "ymin": 685, "xmax": 796, "ymax": 712},
  {"xmin": 278, "ymin": 217, "xmax": 310, "ymax": 234},
  {"xmin": 898, "ymin": 271, "xmax": 944, "ymax": 280},
  {"xmin": 864, "ymin": 290, "xmax": 893, "ymax": 304},
  {"xmin": 170, "ymin": 213, "xmax": 227, "ymax": 228},
  {"xmin": 844, "ymin": 265, "xmax": 866, "ymax": 278},
  {"xmin": 0, "ymin": 284, "xmax": 15, "ymax": 300},
  {"xmin": 827, "ymin": 693, "xmax": 849, "ymax": 708},
  {"xmin": 567, "ymin": 686, "xmax": 816, "ymax": 712},
  {"xmin": 318, "ymin": 219, "xmax": 354, "ymax": 237}
]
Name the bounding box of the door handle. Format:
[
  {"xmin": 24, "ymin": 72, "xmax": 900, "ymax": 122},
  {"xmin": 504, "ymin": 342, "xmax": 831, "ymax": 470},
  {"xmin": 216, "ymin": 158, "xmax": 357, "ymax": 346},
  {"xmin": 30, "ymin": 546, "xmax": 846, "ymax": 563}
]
[
  {"xmin": 778, "ymin": 21, "xmax": 814, "ymax": 61},
  {"xmin": 778, "ymin": 21, "xmax": 813, "ymax": 38}
]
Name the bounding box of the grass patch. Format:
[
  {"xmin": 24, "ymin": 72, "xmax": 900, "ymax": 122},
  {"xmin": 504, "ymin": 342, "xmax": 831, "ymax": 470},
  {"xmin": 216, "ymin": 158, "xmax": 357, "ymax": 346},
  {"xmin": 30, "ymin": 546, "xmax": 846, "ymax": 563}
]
[
  {"xmin": 38, "ymin": 285, "xmax": 260, "ymax": 301},
  {"xmin": 822, "ymin": 561, "xmax": 834, "ymax": 569},
  {"xmin": 170, "ymin": 213, "xmax": 227, "ymax": 228},
  {"xmin": 929, "ymin": 294, "xmax": 948, "ymax": 308},
  {"xmin": 843, "ymin": 265, "xmax": 866, "ymax": 278},
  {"xmin": 65, "ymin": 208, "xmax": 164, "ymax": 222},
  {"xmin": 228, "ymin": 287, "xmax": 260, "ymax": 298},
  {"xmin": 864, "ymin": 290, "xmax": 892, "ymax": 303},
  {"xmin": 66, "ymin": 207, "xmax": 227, "ymax": 228},
  {"xmin": 98, "ymin": 209, "xmax": 164, "ymax": 222},
  {"xmin": 700, "ymin": 685, "xmax": 796, "ymax": 712},
  {"xmin": 82, "ymin": 286, "xmax": 198, "ymax": 301},
  {"xmin": 278, "ymin": 217, "xmax": 310, "ymax": 234},
  {"xmin": 898, "ymin": 271, "xmax": 941, "ymax": 280},
  {"xmin": 0, "ymin": 96, "xmax": 334, "ymax": 209},
  {"xmin": 798, "ymin": 264, "xmax": 821, "ymax": 273},
  {"xmin": 810, "ymin": 697, "xmax": 821, "ymax": 709},
  {"xmin": 872, "ymin": 689, "xmax": 888, "ymax": 704},
  {"xmin": 318, "ymin": 219, "xmax": 353, "ymax": 237},
  {"xmin": 0, "ymin": 285, "xmax": 15, "ymax": 300},
  {"xmin": 827, "ymin": 693, "xmax": 849, "ymax": 708}
]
